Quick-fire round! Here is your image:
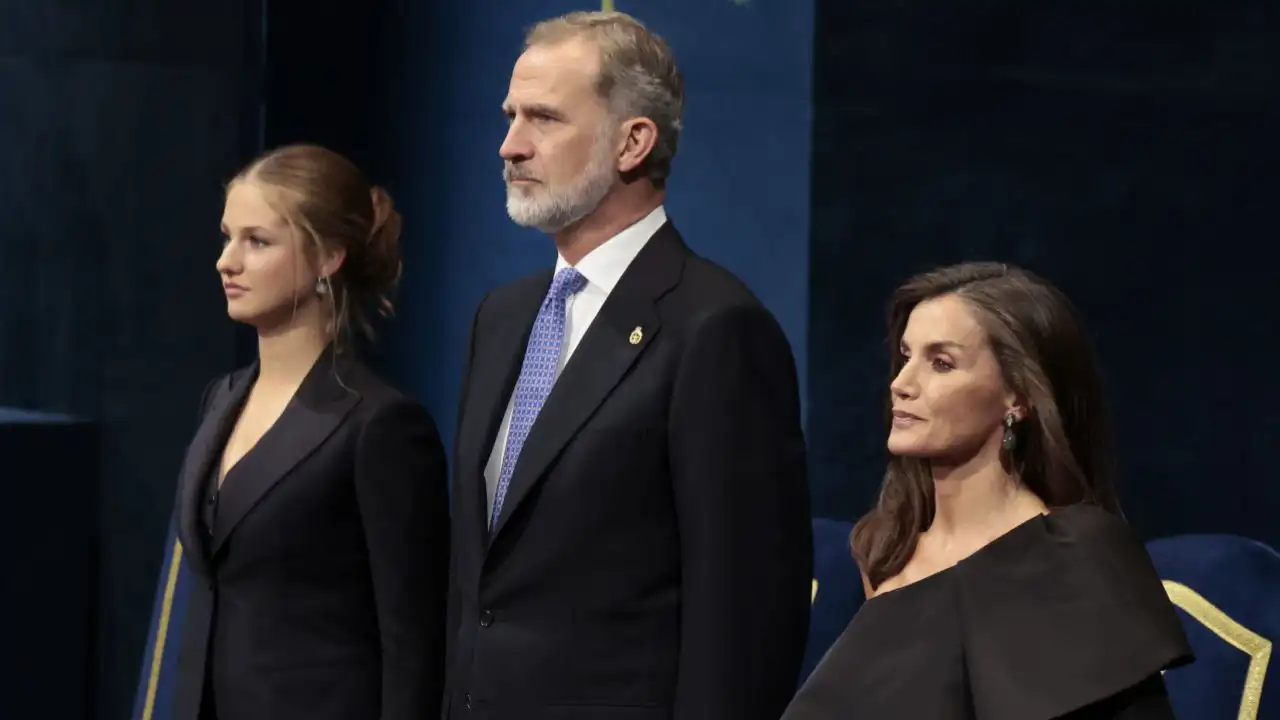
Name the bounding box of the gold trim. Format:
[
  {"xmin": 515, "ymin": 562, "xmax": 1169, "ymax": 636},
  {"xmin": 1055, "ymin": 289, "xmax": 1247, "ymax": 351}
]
[
  {"xmin": 601, "ymin": 0, "xmax": 615, "ymax": 11},
  {"xmin": 1163, "ymin": 580, "xmax": 1271, "ymax": 720},
  {"xmin": 811, "ymin": 579, "xmax": 818, "ymax": 603},
  {"xmin": 141, "ymin": 540, "xmax": 184, "ymax": 720}
]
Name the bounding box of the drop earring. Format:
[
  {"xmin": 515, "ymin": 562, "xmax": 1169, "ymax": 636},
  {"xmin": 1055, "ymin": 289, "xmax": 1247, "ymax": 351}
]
[
  {"xmin": 315, "ymin": 276, "xmax": 329, "ymax": 295},
  {"xmin": 1001, "ymin": 412, "xmax": 1018, "ymax": 452}
]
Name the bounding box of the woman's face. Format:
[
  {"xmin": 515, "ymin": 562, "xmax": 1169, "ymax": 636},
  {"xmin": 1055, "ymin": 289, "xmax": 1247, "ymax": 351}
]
[
  {"xmin": 216, "ymin": 180, "xmax": 317, "ymax": 329},
  {"xmin": 887, "ymin": 294, "xmax": 1019, "ymax": 464}
]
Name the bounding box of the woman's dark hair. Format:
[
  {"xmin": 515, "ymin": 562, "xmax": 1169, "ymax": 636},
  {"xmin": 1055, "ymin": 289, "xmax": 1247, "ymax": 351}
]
[
  {"xmin": 851, "ymin": 261, "xmax": 1122, "ymax": 589},
  {"xmin": 232, "ymin": 143, "xmax": 403, "ymax": 343}
]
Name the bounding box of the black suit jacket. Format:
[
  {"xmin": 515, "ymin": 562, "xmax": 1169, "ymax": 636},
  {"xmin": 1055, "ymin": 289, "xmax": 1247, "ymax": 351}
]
[
  {"xmin": 171, "ymin": 351, "xmax": 450, "ymax": 720},
  {"xmin": 444, "ymin": 222, "xmax": 813, "ymax": 720}
]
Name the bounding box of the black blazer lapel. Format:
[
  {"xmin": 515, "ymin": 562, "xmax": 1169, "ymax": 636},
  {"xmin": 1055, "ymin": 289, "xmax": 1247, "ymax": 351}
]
[
  {"xmin": 489, "ymin": 222, "xmax": 686, "ymax": 539},
  {"xmin": 456, "ymin": 275, "xmax": 550, "ymax": 536},
  {"xmin": 208, "ymin": 351, "xmax": 361, "ymax": 557},
  {"xmin": 177, "ymin": 368, "xmax": 253, "ymax": 577}
]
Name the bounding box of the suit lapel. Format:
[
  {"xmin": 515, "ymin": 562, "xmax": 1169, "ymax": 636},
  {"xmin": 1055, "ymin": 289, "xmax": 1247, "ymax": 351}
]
[
  {"xmin": 208, "ymin": 350, "xmax": 361, "ymax": 557},
  {"xmin": 489, "ymin": 222, "xmax": 686, "ymax": 539},
  {"xmin": 177, "ymin": 368, "xmax": 253, "ymax": 577},
  {"xmin": 463, "ymin": 276, "xmax": 551, "ymax": 484},
  {"xmin": 456, "ymin": 275, "xmax": 550, "ymax": 542}
]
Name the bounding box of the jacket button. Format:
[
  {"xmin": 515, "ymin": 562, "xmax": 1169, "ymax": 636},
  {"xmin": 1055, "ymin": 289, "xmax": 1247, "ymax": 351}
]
[{"xmin": 479, "ymin": 610, "xmax": 494, "ymax": 627}]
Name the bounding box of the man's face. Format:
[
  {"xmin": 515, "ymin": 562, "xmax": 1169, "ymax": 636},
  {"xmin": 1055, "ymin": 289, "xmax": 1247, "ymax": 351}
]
[{"xmin": 501, "ymin": 37, "xmax": 619, "ymax": 233}]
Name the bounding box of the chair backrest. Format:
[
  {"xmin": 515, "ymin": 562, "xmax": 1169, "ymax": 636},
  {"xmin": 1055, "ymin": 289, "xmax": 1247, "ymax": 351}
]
[
  {"xmin": 804, "ymin": 518, "xmax": 864, "ymax": 681},
  {"xmin": 1147, "ymin": 534, "xmax": 1280, "ymax": 720},
  {"xmin": 132, "ymin": 520, "xmax": 196, "ymax": 720}
]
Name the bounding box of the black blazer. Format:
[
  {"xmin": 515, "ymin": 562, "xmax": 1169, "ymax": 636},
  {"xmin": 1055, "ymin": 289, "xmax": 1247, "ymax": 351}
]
[
  {"xmin": 171, "ymin": 350, "xmax": 450, "ymax": 720},
  {"xmin": 444, "ymin": 222, "xmax": 814, "ymax": 720}
]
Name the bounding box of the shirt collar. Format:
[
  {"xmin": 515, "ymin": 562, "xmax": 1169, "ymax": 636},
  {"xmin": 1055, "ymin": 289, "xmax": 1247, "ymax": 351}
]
[{"xmin": 554, "ymin": 205, "xmax": 667, "ymax": 294}]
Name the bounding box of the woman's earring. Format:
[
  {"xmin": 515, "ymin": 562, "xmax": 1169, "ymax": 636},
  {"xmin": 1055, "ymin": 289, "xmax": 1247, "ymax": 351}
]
[
  {"xmin": 315, "ymin": 276, "xmax": 329, "ymax": 295},
  {"xmin": 1001, "ymin": 412, "xmax": 1018, "ymax": 452}
]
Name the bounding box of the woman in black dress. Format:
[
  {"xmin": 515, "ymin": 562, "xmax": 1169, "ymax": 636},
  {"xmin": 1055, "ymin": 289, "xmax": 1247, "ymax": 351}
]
[
  {"xmin": 783, "ymin": 262, "xmax": 1192, "ymax": 719},
  {"xmin": 170, "ymin": 144, "xmax": 449, "ymax": 720}
]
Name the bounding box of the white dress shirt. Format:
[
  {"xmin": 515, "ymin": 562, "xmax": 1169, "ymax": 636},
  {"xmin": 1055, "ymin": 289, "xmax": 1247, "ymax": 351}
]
[{"xmin": 484, "ymin": 205, "xmax": 668, "ymax": 519}]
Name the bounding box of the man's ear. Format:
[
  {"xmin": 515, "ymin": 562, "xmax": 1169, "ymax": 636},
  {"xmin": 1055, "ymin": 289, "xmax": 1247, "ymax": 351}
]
[{"xmin": 616, "ymin": 116, "xmax": 659, "ymax": 174}]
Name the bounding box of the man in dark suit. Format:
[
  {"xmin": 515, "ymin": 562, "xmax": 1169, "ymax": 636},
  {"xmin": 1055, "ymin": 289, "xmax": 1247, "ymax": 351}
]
[{"xmin": 444, "ymin": 11, "xmax": 813, "ymax": 720}]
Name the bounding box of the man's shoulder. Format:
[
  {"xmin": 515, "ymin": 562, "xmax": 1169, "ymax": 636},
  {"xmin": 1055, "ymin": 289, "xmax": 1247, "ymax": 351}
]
[{"xmin": 671, "ymin": 250, "xmax": 771, "ymax": 318}]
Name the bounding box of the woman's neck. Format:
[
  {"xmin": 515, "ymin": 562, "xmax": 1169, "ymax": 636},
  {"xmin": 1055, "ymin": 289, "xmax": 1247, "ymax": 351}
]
[
  {"xmin": 255, "ymin": 319, "xmax": 330, "ymax": 389},
  {"xmin": 928, "ymin": 456, "xmax": 1046, "ymax": 544}
]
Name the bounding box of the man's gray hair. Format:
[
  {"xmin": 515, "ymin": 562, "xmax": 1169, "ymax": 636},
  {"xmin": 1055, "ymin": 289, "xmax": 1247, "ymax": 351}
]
[{"xmin": 526, "ymin": 11, "xmax": 684, "ymax": 185}]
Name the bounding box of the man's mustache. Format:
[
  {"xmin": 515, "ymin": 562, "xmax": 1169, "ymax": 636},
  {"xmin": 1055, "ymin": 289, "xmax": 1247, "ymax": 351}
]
[{"xmin": 504, "ymin": 165, "xmax": 539, "ymax": 183}]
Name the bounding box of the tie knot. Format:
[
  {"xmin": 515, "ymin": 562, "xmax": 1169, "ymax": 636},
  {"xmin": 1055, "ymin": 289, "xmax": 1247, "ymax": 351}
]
[{"xmin": 548, "ymin": 267, "xmax": 588, "ymax": 301}]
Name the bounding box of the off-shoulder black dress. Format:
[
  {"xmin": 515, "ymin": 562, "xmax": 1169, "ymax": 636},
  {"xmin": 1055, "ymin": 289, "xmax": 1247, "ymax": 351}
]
[{"xmin": 782, "ymin": 505, "xmax": 1194, "ymax": 719}]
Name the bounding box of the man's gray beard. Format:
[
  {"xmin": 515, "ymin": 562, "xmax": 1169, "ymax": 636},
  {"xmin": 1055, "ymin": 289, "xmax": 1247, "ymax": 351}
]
[{"xmin": 506, "ymin": 137, "xmax": 616, "ymax": 234}]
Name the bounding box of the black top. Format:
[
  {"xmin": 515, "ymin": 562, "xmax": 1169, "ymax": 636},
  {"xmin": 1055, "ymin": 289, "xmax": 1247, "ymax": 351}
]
[
  {"xmin": 201, "ymin": 462, "xmax": 219, "ymax": 537},
  {"xmin": 782, "ymin": 505, "xmax": 1194, "ymax": 720}
]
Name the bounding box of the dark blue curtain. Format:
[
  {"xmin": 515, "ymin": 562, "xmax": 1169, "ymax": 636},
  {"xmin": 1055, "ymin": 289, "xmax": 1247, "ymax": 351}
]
[
  {"xmin": 0, "ymin": 1, "xmax": 263, "ymax": 716},
  {"xmin": 807, "ymin": 0, "xmax": 1278, "ymax": 549}
]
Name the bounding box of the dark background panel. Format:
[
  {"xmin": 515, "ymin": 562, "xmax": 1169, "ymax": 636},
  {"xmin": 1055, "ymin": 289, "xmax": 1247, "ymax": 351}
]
[
  {"xmin": 807, "ymin": 0, "xmax": 1277, "ymax": 548},
  {"xmin": 0, "ymin": 1, "xmax": 262, "ymax": 716}
]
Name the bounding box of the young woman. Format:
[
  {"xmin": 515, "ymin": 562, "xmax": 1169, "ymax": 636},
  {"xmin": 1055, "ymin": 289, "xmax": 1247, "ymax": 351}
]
[
  {"xmin": 170, "ymin": 144, "xmax": 448, "ymax": 720},
  {"xmin": 783, "ymin": 262, "xmax": 1192, "ymax": 720}
]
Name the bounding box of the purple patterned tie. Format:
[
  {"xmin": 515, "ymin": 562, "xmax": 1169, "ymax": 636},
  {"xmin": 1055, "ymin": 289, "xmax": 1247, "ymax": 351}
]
[{"xmin": 490, "ymin": 267, "xmax": 588, "ymax": 527}]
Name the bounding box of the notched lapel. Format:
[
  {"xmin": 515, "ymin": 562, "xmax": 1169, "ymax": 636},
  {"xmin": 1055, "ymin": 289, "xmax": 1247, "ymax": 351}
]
[
  {"xmin": 489, "ymin": 305, "xmax": 660, "ymax": 539},
  {"xmin": 209, "ymin": 359, "xmax": 360, "ymax": 556},
  {"xmin": 458, "ymin": 276, "xmax": 551, "ymax": 481},
  {"xmin": 177, "ymin": 370, "xmax": 251, "ymax": 576},
  {"xmin": 489, "ymin": 223, "xmax": 686, "ymax": 539},
  {"xmin": 455, "ymin": 276, "xmax": 550, "ymax": 543}
]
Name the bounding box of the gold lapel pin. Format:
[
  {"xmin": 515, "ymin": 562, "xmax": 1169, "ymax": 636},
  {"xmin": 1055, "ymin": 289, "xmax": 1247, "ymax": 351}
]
[{"xmin": 629, "ymin": 326, "xmax": 643, "ymax": 345}]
